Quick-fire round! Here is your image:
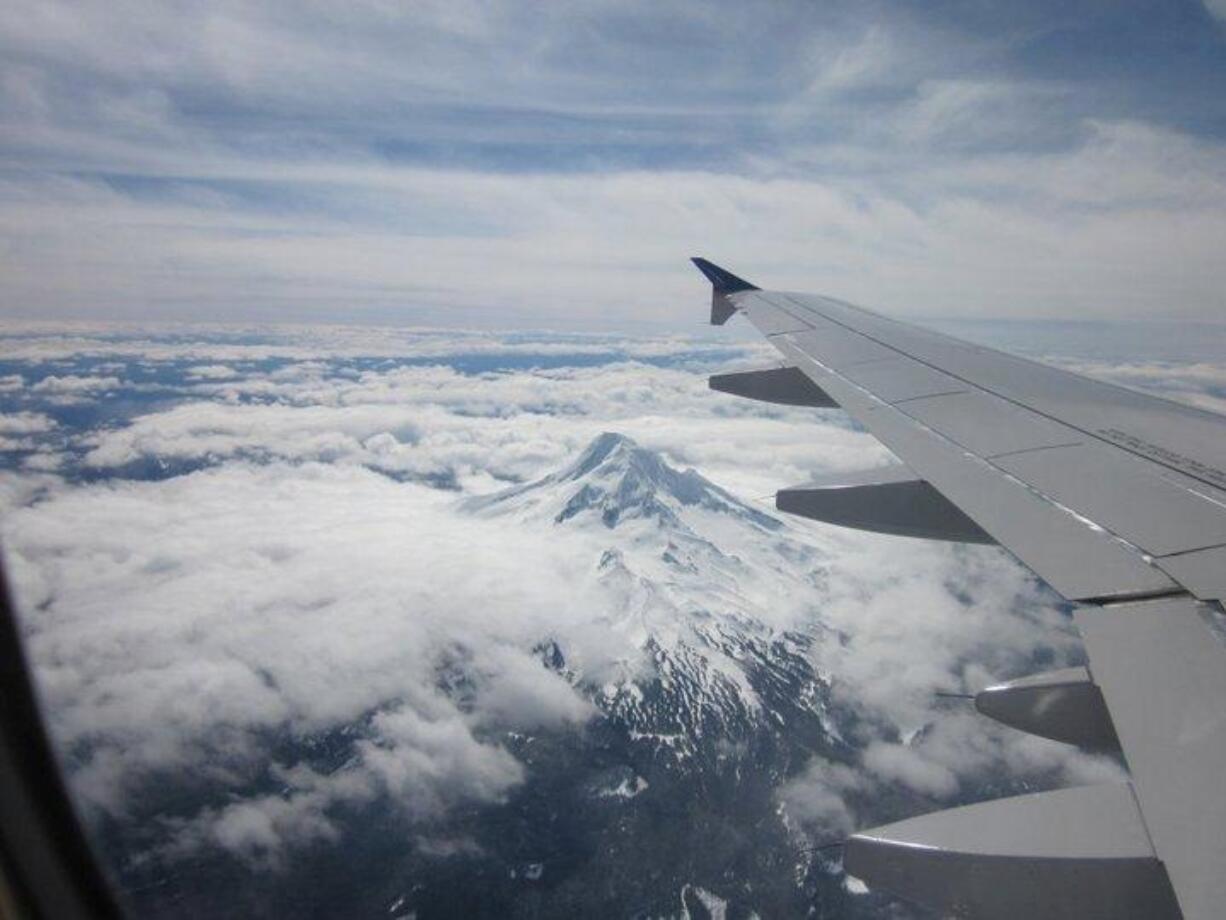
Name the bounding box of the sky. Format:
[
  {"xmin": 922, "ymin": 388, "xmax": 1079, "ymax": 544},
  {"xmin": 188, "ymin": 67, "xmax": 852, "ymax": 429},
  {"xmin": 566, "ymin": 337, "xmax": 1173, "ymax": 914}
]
[{"xmin": 2, "ymin": 0, "xmax": 1226, "ymax": 328}]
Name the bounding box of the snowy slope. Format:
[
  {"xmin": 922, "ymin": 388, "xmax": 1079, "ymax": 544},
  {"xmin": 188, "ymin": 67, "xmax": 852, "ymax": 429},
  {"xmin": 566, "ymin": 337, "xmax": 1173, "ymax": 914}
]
[{"xmin": 464, "ymin": 432, "xmax": 851, "ymax": 762}]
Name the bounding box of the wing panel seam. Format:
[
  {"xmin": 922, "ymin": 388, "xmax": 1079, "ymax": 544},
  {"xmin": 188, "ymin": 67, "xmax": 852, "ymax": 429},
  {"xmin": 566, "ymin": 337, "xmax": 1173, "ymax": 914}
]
[
  {"xmin": 889, "ymin": 389, "xmax": 970, "ymax": 406},
  {"xmin": 986, "ymin": 442, "xmax": 1085, "ymax": 460}
]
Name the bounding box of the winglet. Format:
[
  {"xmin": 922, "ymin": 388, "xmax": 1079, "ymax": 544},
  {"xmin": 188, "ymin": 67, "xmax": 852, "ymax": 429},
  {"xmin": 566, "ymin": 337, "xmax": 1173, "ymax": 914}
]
[
  {"xmin": 691, "ymin": 258, "xmax": 758, "ymax": 325},
  {"xmin": 690, "ymin": 258, "xmax": 758, "ymax": 293}
]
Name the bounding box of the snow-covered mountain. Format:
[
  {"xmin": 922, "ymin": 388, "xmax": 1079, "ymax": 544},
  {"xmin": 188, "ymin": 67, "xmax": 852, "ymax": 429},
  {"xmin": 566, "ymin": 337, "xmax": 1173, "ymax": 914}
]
[{"xmin": 465, "ymin": 432, "xmax": 852, "ymax": 770}]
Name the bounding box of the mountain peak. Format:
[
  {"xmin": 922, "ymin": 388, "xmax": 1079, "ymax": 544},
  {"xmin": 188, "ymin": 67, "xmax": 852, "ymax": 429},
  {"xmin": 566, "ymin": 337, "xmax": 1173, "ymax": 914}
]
[
  {"xmin": 562, "ymin": 431, "xmax": 640, "ymax": 480},
  {"xmin": 467, "ymin": 433, "xmax": 780, "ymax": 533}
]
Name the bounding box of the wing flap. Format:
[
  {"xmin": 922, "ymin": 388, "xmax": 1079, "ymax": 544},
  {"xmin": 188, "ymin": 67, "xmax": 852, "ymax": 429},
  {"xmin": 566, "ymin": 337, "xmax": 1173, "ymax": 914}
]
[
  {"xmin": 708, "ymin": 366, "xmax": 839, "ymax": 408},
  {"xmin": 843, "ymin": 783, "xmax": 1180, "ymax": 920},
  {"xmin": 776, "ymin": 466, "xmax": 996, "ymax": 544},
  {"xmin": 1076, "ymin": 599, "xmax": 1226, "ymax": 920},
  {"xmin": 973, "ymin": 666, "xmax": 1120, "ymax": 751}
]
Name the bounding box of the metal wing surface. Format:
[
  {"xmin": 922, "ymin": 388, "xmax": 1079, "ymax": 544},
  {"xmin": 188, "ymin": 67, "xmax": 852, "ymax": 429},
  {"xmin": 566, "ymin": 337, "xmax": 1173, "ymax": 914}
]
[{"xmin": 694, "ymin": 257, "xmax": 1226, "ymax": 920}]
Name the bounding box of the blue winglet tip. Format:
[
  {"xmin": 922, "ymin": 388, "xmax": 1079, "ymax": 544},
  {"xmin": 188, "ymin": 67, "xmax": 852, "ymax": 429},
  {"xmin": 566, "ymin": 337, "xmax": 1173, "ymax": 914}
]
[{"xmin": 691, "ymin": 257, "xmax": 759, "ymax": 293}]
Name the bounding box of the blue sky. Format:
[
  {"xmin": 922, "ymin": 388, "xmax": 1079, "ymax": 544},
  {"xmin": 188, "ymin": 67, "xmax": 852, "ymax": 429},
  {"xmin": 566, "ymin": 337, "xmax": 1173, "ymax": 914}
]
[{"xmin": 2, "ymin": 0, "xmax": 1225, "ymax": 328}]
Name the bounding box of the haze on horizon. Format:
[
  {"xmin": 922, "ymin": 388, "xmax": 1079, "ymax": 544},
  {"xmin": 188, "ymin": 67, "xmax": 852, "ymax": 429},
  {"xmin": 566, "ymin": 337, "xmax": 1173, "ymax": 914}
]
[{"xmin": 2, "ymin": 0, "xmax": 1226, "ymax": 331}]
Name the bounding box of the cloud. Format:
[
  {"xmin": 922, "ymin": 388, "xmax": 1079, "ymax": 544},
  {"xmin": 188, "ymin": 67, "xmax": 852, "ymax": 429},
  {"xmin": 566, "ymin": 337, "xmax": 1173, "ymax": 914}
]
[
  {"xmin": 1049, "ymin": 357, "xmax": 1226, "ymax": 414},
  {"xmin": 0, "ymin": 324, "xmax": 1204, "ymax": 872},
  {"xmin": 3, "ymin": 461, "xmax": 612, "ymax": 842},
  {"xmin": 30, "ymin": 374, "xmax": 122, "ymax": 393},
  {"xmin": 166, "ymin": 692, "xmax": 532, "ymax": 868},
  {"xmin": 0, "ymin": 412, "xmax": 59, "ymax": 453},
  {"xmin": 861, "ymin": 741, "xmax": 958, "ymax": 798},
  {"xmin": 1, "ymin": 2, "xmax": 1224, "ymax": 325},
  {"xmin": 0, "ymin": 411, "xmax": 56, "ymax": 435},
  {"xmin": 188, "ymin": 791, "xmax": 344, "ymax": 869},
  {"xmin": 68, "ymin": 353, "xmax": 883, "ymax": 500},
  {"xmin": 26, "ymin": 375, "xmax": 124, "ymax": 408},
  {"xmin": 4, "ymin": 135, "xmax": 1226, "ymax": 327},
  {"xmin": 467, "ymin": 644, "xmax": 597, "ymax": 731},
  {"xmin": 0, "ymin": 322, "xmax": 757, "ymax": 363},
  {"xmin": 778, "ymin": 757, "xmax": 868, "ymax": 837},
  {"xmin": 185, "ymin": 364, "xmax": 240, "ymax": 380}
]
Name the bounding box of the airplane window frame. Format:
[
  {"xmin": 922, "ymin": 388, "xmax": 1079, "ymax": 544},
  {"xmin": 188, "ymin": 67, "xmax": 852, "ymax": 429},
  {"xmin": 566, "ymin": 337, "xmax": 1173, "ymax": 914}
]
[{"xmin": 0, "ymin": 558, "xmax": 124, "ymax": 920}]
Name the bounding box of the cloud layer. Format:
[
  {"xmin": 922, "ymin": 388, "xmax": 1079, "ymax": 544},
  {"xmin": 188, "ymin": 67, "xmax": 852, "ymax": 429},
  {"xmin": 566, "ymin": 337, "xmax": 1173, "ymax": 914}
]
[
  {"xmin": 3, "ymin": 322, "xmax": 1191, "ymax": 873},
  {"xmin": 7, "ymin": 460, "xmax": 605, "ymax": 861},
  {"xmin": 2, "ymin": 1, "xmax": 1225, "ymax": 325}
]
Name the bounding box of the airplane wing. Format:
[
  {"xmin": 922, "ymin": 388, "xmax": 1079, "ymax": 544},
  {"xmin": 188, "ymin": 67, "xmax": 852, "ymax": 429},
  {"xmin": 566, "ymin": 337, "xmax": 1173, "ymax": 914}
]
[{"xmin": 694, "ymin": 258, "xmax": 1226, "ymax": 920}]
